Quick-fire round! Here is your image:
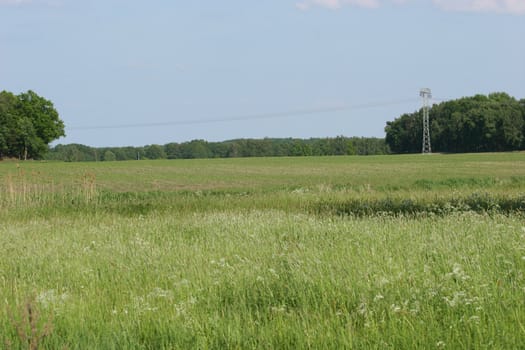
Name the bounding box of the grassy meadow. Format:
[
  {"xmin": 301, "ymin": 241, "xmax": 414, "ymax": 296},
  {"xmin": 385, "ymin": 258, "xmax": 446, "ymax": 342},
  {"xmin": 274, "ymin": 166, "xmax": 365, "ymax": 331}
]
[{"xmin": 1, "ymin": 153, "xmax": 525, "ymax": 349}]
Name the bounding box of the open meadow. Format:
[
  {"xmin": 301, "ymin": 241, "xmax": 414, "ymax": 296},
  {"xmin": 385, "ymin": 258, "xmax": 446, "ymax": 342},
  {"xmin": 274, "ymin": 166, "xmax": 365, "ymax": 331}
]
[{"xmin": 1, "ymin": 153, "xmax": 525, "ymax": 349}]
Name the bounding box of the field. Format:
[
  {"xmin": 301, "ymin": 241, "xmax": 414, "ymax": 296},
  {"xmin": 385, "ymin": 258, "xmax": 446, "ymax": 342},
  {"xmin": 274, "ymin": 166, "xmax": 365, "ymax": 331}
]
[{"xmin": 1, "ymin": 153, "xmax": 525, "ymax": 349}]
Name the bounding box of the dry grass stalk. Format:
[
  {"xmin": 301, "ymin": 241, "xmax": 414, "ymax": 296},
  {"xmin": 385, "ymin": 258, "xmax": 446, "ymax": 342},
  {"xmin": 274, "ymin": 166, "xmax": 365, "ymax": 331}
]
[{"xmin": 6, "ymin": 294, "xmax": 54, "ymax": 350}]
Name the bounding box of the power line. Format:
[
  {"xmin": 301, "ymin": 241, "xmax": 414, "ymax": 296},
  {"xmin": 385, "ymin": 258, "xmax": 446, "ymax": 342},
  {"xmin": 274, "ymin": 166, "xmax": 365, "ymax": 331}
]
[{"xmin": 68, "ymin": 98, "xmax": 419, "ymax": 131}]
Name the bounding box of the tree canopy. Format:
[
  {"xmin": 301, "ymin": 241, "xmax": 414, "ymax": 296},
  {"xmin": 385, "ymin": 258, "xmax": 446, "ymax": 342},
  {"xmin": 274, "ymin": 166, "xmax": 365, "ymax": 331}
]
[
  {"xmin": 385, "ymin": 93, "xmax": 525, "ymax": 153},
  {"xmin": 46, "ymin": 137, "xmax": 389, "ymax": 162},
  {"xmin": 0, "ymin": 90, "xmax": 65, "ymax": 160}
]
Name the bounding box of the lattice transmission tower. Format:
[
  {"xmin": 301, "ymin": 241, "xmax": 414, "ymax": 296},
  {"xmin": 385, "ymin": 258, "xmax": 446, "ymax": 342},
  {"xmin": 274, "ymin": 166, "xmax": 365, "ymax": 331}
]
[{"xmin": 420, "ymin": 88, "xmax": 432, "ymax": 154}]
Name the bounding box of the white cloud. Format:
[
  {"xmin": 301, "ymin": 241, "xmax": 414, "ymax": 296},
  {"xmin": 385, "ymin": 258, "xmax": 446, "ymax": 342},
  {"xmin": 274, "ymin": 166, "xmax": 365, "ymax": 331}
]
[
  {"xmin": 296, "ymin": 0, "xmax": 525, "ymax": 14},
  {"xmin": 296, "ymin": 0, "xmax": 381, "ymax": 11},
  {"xmin": 432, "ymin": 0, "xmax": 525, "ymax": 15}
]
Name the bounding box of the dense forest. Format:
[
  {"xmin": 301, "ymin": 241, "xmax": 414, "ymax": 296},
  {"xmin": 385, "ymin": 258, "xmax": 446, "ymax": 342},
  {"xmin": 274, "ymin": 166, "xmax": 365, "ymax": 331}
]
[
  {"xmin": 385, "ymin": 92, "xmax": 525, "ymax": 153},
  {"xmin": 45, "ymin": 137, "xmax": 389, "ymax": 161}
]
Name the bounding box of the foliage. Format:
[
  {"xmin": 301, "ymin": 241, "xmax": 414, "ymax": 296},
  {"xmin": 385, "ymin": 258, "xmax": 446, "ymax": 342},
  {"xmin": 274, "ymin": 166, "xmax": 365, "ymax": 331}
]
[
  {"xmin": 47, "ymin": 137, "xmax": 388, "ymax": 162},
  {"xmin": 0, "ymin": 90, "xmax": 65, "ymax": 160},
  {"xmin": 385, "ymin": 92, "xmax": 525, "ymax": 153},
  {"xmin": 143, "ymin": 144, "xmax": 167, "ymax": 160},
  {"xmin": 103, "ymin": 150, "xmax": 116, "ymax": 162}
]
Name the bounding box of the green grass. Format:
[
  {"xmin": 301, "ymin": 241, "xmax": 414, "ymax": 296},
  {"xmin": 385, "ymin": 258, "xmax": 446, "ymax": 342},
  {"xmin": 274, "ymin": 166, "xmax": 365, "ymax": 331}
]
[
  {"xmin": 1, "ymin": 153, "xmax": 524, "ymax": 348},
  {"xmin": 1, "ymin": 152, "xmax": 524, "ymax": 194}
]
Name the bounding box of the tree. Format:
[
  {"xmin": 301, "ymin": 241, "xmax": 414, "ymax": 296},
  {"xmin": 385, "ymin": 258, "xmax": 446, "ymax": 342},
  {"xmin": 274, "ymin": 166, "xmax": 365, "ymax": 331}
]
[
  {"xmin": 17, "ymin": 91, "xmax": 65, "ymax": 146},
  {"xmin": 0, "ymin": 90, "xmax": 65, "ymax": 159},
  {"xmin": 47, "ymin": 136, "xmax": 391, "ymax": 162},
  {"xmin": 350, "ymin": 137, "xmax": 388, "ymax": 155},
  {"xmin": 165, "ymin": 143, "xmax": 182, "ymax": 159},
  {"xmin": 103, "ymin": 150, "xmax": 116, "ymax": 161},
  {"xmin": 144, "ymin": 144, "xmax": 167, "ymax": 159},
  {"xmin": 385, "ymin": 112, "xmax": 422, "ymax": 153},
  {"xmin": 328, "ymin": 136, "xmax": 355, "ymax": 155},
  {"xmin": 0, "ymin": 91, "xmax": 18, "ymax": 158},
  {"xmin": 178, "ymin": 140, "xmax": 211, "ymax": 159}
]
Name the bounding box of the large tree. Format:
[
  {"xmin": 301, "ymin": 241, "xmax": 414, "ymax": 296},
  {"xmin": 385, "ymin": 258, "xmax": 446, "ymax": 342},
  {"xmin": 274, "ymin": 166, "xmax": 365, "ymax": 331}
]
[{"xmin": 0, "ymin": 90, "xmax": 65, "ymax": 159}]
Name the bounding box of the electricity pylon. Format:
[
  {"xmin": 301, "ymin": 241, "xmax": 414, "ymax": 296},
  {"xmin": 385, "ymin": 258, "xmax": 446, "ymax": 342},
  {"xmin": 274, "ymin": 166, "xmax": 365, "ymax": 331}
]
[{"xmin": 420, "ymin": 88, "xmax": 432, "ymax": 154}]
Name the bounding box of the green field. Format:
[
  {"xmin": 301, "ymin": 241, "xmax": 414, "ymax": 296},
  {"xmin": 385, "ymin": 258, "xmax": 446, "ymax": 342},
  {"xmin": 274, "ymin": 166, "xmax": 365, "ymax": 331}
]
[{"xmin": 1, "ymin": 153, "xmax": 525, "ymax": 349}]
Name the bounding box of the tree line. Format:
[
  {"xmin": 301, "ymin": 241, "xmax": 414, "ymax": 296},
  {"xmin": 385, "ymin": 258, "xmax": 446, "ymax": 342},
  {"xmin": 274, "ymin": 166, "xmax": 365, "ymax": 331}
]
[
  {"xmin": 45, "ymin": 137, "xmax": 389, "ymax": 162},
  {"xmin": 0, "ymin": 90, "xmax": 65, "ymax": 160},
  {"xmin": 385, "ymin": 92, "xmax": 525, "ymax": 153},
  {"xmin": 3, "ymin": 89, "xmax": 524, "ymax": 161}
]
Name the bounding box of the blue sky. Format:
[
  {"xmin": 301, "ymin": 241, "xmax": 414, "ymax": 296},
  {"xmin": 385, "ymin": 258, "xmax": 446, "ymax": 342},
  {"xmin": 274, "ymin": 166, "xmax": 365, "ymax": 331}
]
[{"xmin": 1, "ymin": 0, "xmax": 524, "ymax": 147}]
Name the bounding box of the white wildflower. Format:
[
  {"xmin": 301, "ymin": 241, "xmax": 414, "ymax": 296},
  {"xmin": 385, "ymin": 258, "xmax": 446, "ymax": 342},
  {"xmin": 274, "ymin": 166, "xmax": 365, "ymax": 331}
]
[
  {"xmin": 357, "ymin": 303, "xmax": 367, "ymax": 315},
  {"xmin": 37, "ymin": 289, "xmax": 68, "ymax": 308},
  {"xmin": 132, "ymin": 296, "xmax": 158, "ymax": 314},
  {"xmin": 148, "ymin": 287, "xmax": 173, "ymax": 299},
  {"xmin": 443, "ymin": 291, "xmax": 467, "ymax": 307},
  {"xmin": 374, "ymin": 294, "xmax": 384, "ymax": 302},
  {"xmin": 175, "ymin": 302, "xmax": 186, "ymax": 316},
  {"xmin": 446, "ymin": 263, "xmax": 470, "ymax": 281},
  {"xmin": 390, "ymin": 304, "xmax": 401, "ymax": 313}
]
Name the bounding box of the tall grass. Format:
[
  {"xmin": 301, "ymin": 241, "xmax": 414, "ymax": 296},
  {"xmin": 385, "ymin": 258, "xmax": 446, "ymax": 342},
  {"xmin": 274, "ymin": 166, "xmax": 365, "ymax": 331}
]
[
  {"xmin": 2, "ymin": 163, "xmax": 524, "ymax": 217},
  {"xmin": 1, "ymin": 211, "xmax": 524, "ymax": 348},
  {"xmin": 1, "ymin": 166, "xmax": 97, "ymax": 210},
  {"xmin": 1, "ymin": 153, "xmax": 524, "ymax": 348}
]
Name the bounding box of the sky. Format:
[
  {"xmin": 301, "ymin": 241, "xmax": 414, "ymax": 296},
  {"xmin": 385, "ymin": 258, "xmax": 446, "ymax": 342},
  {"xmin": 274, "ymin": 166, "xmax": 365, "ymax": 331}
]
[{"xmin": 1, "ymin": 0, "xmax": 524, "ymax": 147}]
